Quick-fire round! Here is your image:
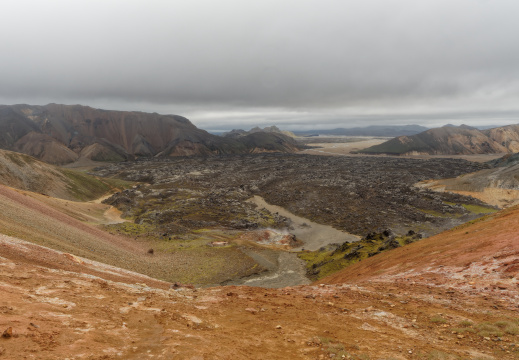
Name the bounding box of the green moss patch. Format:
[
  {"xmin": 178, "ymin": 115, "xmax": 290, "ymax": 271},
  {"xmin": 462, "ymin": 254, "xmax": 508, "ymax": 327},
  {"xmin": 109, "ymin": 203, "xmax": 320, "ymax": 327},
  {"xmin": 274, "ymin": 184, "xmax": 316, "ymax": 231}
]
[
  {"xmin": 60, "ymin": 169, "xmax": 112, "ymax": 201},
  {"xmin": 298, "ymin": 230, "xmax": 421, "ymax": 281},
  {"xmin": 460, "ymin": 204, "xmax": 498, "ymax": 214}
]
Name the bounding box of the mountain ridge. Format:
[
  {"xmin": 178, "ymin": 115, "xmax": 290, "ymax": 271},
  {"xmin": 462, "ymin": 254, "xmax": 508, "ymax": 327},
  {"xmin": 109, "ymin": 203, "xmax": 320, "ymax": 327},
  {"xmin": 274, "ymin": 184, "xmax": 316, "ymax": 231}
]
[
  {"xmin": 0, "ymin": 104, "xmax": 301, "ymax": 164},
  {"xmin": 360, "ymin": 124, "xmax": 519, "ymax": 155}
]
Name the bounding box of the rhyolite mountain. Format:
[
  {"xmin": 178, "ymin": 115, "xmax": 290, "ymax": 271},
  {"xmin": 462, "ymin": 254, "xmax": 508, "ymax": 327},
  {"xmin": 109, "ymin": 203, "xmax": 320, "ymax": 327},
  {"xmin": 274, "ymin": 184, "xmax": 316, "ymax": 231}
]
[
  {"xmin": 0, "ymin": 104, "xmax": 301, "ymax": 165},
  {"xmin": 359, "ymin": 124, "xmax": 519, "ymax": 155}
]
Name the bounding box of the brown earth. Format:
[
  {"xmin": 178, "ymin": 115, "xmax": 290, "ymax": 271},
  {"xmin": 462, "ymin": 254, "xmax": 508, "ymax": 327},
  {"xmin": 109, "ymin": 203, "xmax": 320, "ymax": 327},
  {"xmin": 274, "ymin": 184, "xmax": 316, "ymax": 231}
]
[
  {"xmin": 0, "ymin": 200, "xmax": 518, "ymax": 358},
  {"xmin": 322, "ymin": 205, "xmax": 519, "ymax": 289}
]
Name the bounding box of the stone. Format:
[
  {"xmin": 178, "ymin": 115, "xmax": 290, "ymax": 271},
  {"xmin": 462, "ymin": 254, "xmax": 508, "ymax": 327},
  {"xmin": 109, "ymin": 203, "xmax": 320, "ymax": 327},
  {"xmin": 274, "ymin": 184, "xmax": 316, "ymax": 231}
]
[{"xmin": 1, "ymin": 327, "xmax": 12, "ymax": 338}]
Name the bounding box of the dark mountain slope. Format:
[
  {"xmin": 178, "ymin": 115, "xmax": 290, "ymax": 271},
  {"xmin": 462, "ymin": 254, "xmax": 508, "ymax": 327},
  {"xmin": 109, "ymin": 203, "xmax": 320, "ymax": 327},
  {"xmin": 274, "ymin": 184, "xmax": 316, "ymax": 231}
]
[{"xmin": 0, "ymin": 104, "xmax": 301, "ymax": 164}]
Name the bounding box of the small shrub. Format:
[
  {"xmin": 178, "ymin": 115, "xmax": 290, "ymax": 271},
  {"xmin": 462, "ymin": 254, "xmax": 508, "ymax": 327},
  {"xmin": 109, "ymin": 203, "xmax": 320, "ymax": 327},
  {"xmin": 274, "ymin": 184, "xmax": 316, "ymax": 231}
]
[
  {"xmin": 477, "ymin": 322, "xmax": 504, "ymax": 337},
  {"xmin": 458, "ymin": 320, "xmax": 473, "ymax": 327},
  {"xmin": 493, "ymin": 320, "xmax": 519, "ymax": 335},
  {"xmin": 451, "ymin": 327, "xmax": 476, "ymax": 334},
  {"xmin": 431, "ymin": 315, "xmax": 448, "ymax": 324}
]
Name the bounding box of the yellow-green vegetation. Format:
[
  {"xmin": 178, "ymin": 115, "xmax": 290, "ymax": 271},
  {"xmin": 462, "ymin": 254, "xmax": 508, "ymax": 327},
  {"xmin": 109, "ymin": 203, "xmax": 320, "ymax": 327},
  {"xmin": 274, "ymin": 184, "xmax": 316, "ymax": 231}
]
[
  {"xmin": 298, "ymin": 231, "xmax": 420, "ymax": 280},
  {"xmin": 477, "ymin": 320, "xmax": 519, "ymax": 337},
  {"xmin": 460, "ymin": 204, "xmax": 498, "ymax": 214},
  {"xmin": 96, "ymin": 177, "xmax": 134, "ymax": 191},
  {"xmin": 451, "ymin": 327, "xmax": 477, "ymax": 335},
  {"xmin": 443, "ymin": 201, "xmax": 497, "ymax": 215},
  {"xmin": 104, "ymin": 222, "xmax": 155, "ymax": 237},
  {"xmin": 449, "ymin": 319, "xmax": 519, "ymax": 338},
  {"xmin": 418, "ymin": 201, "xmax": 497, "ymax": 219},
  {"xmin": 419, "ymin": 208, "xmax": 449, "ymax": 218},
  {"xmin": 458, "ymin": 320, "xmax": 473, "ymax": 327},
  {"xmin": 58, "ymin": 168, "xmax": 134, "ymax": 202},
  {"xmin": 5, "ymin": 151, "xmax": 36, "ymax": 166},
  {"xmin": 60, "ymin": 169, "xmax": 113, "ymax": 201},
  {"xmin": 430, "ymin": 315, "xmax": 448, "ymax": 324},
  {"xmin": 100, "ymin": 224, "xmax": 262, "ymax": 285},
  {"xmin": 163, "ymin": 245, "xmax": 258, "ymax": 284}
]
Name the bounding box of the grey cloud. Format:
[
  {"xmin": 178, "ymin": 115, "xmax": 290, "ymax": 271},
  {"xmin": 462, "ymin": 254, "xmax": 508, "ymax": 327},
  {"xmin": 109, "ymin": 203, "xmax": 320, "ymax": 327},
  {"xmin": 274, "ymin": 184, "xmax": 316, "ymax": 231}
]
[{"xmin": 1, "ymin": 0, "xmax": 519, "ymax": 129}]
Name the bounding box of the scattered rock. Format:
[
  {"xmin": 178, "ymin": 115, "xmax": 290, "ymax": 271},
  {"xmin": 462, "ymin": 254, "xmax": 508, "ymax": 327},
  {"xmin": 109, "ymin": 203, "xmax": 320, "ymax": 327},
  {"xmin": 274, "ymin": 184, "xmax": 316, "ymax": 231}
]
[
  {"xmin": 170, "ymin": 282, "xmax": 195, "ymax": 290},
  {"xmin": 2, "ymin": 327, "xmax": 12, "ymax": 338},
  {"xmin": 208, "ymin": 241, "xmax": 229, "ymax": 247}
]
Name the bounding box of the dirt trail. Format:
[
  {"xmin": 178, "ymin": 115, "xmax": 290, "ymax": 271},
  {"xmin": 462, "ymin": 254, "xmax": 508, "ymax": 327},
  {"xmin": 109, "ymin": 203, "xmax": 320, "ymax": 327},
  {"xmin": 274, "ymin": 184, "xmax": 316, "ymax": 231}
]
[
  {"xmin": 249, "ymin": 195, "xmax": 360, "ymax": 251},
  {"xmin": 91, "ymin": 193, "xmax": 128, "ymax": 225}
]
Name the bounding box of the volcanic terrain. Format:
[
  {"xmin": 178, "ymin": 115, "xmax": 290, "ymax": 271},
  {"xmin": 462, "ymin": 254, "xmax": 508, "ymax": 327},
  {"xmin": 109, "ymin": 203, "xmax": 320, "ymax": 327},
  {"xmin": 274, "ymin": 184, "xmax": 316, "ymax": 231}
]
[{"xmin": 0, "ymin": 138, "xmax": 517, "ymax": 359}]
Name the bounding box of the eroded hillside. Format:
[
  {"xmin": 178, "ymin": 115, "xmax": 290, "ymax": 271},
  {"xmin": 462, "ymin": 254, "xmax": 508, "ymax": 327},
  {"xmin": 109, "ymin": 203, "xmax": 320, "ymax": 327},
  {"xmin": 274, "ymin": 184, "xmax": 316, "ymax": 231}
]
[{"xmin": 0, "ymin": 104, "xmax": 301, "ymax": 164}]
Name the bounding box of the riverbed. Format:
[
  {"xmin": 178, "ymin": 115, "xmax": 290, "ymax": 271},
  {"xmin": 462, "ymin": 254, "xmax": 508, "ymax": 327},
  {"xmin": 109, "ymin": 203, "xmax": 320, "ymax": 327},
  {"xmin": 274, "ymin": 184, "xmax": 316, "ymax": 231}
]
[
  {"xmin": 227, "ymin": 196, "xmax": 360, "ymax": 288},
  {"xmin": 248, "ymin": 195, "xmax": 360, "ymax": 251}
]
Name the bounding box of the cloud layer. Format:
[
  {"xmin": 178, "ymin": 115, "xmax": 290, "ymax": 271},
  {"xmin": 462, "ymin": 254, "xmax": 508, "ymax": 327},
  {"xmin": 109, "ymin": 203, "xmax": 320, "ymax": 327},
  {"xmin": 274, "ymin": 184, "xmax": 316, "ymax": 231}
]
[{"xmin": 1, "ymin": 0, "xmax": 519, "ymax": 129}]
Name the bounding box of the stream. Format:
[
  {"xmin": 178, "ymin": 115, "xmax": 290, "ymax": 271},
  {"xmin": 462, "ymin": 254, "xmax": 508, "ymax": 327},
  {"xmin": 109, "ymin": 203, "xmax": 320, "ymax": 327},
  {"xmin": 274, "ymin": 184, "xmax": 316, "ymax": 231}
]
[
  {"xmin": 249, "ymin": 195, "xmax": 360, "ymax": 251},
  {"xmin": 228, "ymin": 196, "xmax": 360, "ymax": 288}
]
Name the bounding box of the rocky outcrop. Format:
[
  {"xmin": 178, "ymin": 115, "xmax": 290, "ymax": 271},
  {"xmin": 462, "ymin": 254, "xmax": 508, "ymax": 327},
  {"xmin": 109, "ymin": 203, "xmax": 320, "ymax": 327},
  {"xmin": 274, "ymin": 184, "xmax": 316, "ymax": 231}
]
[{"xmin": 0, "ymin": 104, "xmax": 302, "ymax": 164}]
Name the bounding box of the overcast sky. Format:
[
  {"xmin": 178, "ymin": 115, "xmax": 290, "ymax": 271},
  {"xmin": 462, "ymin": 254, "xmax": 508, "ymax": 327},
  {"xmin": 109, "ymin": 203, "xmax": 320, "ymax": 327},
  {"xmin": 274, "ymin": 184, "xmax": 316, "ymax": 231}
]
[{"xmin": 1, "ymin": 0, "xmax": 519, "ymax": 130}]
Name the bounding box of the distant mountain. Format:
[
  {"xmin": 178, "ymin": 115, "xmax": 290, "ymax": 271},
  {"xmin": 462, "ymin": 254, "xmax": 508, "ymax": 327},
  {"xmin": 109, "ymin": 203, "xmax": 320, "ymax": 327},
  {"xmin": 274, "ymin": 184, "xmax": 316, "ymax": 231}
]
[
  {"xmin": 293, "ymin": 125, "xmax": 428, "ymax": 137},
  {"xmin": 0, "ymin": 104, "xmax": 301, "ymax": 164},
  {"xmin": 360, "ymin": 124, "xmax": 519, "ymax": 155},
  {"xmin": 223, "ymin": 125, "xmax": 296, "ymax": 138}
]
